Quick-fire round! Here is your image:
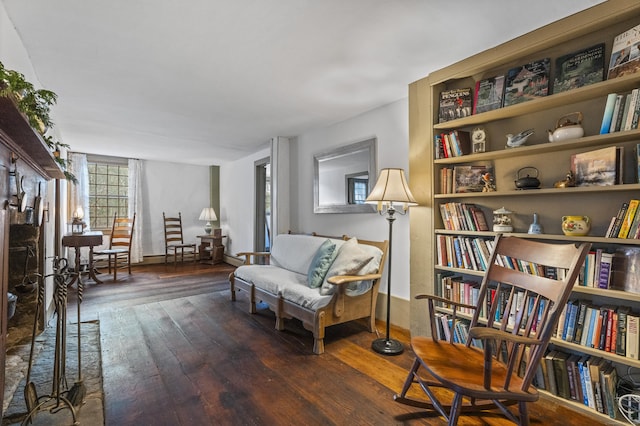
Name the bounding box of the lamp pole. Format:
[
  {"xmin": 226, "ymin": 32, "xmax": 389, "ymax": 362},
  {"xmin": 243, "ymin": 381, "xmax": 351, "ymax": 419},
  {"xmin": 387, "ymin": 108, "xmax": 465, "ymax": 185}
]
[{"xmin": 371, "ymin": 204, "xmax": 403, "ymax": 355}]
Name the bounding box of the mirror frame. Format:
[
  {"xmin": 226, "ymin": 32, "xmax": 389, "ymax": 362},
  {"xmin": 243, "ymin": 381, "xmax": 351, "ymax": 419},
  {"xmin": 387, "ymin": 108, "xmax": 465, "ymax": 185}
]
[{"xmin": 313, "ymin": 137, "xmax": 377, "ymax": 214}]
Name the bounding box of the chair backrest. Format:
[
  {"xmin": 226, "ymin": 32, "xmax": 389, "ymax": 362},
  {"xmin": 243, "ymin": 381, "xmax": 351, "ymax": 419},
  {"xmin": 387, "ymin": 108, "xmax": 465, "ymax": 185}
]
[
  {"xmin": 163, "ymin": 212, "xmax": 186, "ymax": 246},
  {"xmin": 444, "ymin": 235, "xmax": 590, "ymax": 391},
  {"xmin": 109, "ymin": 213, "xmax": 136, "ymax": 251}
]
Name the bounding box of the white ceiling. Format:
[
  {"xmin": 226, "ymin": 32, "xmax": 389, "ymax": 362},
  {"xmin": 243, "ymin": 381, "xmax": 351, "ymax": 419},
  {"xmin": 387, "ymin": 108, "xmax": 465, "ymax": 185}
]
[{"xmin": 3, "ymin": 0, "xmax": 603, "ymax": 166}]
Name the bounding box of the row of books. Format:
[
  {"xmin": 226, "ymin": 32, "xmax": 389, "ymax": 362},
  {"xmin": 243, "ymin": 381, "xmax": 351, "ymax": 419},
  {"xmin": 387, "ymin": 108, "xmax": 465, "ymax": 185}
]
[
  {"xmin": 605, "ymin": 199, "xmax": 640, "ymax": 239},
  {"xmin": 434, "ymin": 130, "xmax": 471, "ymax": 159},
  {"xmin": 580, "ymin": 249, "xmax": 614, "ymax": 289},
  {"xmin": 438, "ymin": 202, "xmax": 489, "ymax": 231},
  {"xmin": 539, "ymin": 350, "xmax": 618, "ymax": 419},
  {"xmin": 599, "ymin": 90, "xmax": 640, "ymax": 134},
  {"xmin": 433, "ymin": 312, "xmax": 483, "ymax": 348},
  {"xmin": 555, "ymin": 301, "xmax": 639, "ymax": 360},
  {"xmin": 435, "ymin": 272, "xmax": 547, "ymax": 332},
  {"xmin": 436, "ymin": 235, "xmax": 492, "ymax": 272}
]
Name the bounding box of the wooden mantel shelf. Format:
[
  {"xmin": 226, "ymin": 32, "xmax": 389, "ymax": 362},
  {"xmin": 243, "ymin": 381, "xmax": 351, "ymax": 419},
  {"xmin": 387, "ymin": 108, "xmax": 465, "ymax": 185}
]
[{"xmin": 0, "ymin": 95, "xmax": 65, "ymax": 180}]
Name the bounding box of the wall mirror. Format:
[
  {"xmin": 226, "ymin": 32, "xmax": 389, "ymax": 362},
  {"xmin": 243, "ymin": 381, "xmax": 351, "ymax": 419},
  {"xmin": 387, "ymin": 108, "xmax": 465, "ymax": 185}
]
[{"xmin": 314, "ymin": 137, "xmax": 377, "ymax": 214}]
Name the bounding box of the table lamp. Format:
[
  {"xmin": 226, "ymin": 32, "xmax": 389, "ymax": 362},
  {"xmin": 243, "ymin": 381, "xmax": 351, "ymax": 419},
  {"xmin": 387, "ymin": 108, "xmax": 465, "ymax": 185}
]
[
  {"xmin": 199, "ymin": 207, "xmax": 218, "ymax": 234},
  {"xmin": 71, "ymin": 206, "xmax": 86, "ymax": 234}
]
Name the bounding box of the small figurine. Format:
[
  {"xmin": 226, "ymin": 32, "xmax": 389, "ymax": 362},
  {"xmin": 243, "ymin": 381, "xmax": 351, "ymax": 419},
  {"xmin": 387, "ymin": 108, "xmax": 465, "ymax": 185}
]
[
  {"xmin": 482, "ymin": 172, "xmax": 496, "ymax": 192},
  {"xmin": 506, "ymin": 128, "xmax": 535, "ymax": 148},
  {"xmin": 493, "ymin": 207, "xmax": 513, "ymax": 232},
  {"xmin": 554, "ymin": 170, "xmax": 576, "ymax": 188}
]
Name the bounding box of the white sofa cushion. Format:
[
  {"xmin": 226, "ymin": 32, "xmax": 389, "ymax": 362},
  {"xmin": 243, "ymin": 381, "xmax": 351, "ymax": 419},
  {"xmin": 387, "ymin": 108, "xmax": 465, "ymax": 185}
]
[
  {"xmin": 320, "ymin": 238, "xmax": 373, "ymax": 295},
  {"xmin": 234, "ymin": 264, "xmax": 333, "ymax": 310},
  {"xmin": 270, "ymin": 234, "xmax": 332, "ymax": 275}
]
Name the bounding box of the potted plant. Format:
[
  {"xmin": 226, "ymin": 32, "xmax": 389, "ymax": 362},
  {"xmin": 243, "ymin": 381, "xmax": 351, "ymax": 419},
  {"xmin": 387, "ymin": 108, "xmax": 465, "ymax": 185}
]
[{"xmin": 1, "ymin": 61, "xmax": 76, "ymax": 183}]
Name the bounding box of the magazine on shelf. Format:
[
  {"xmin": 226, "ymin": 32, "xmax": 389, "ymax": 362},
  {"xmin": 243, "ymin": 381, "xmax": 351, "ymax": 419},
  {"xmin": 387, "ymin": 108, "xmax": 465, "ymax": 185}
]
[
  {"xmin": 608, "ymin": 23, "xmax": 640, "ymax": 79},
  {"xmin": 503, "ymin": 58, "xmax": 550, "ymax": 107},
  {"xmin": 473, "ymin": 75, "xmax": 505, "ymax": 114},
  {"xmin": 553, "ymin": 43, "xmax": 605, "ymax": 94},
  {"xmin": 438, "ymin": 88, "xmax": 473, "ymax": 123}
]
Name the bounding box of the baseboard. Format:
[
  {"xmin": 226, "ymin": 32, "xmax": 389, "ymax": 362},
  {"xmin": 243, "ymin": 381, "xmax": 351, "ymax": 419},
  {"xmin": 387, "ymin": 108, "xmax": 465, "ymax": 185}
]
[
  {"xmin": 141, "ymin": 254, "xmax": 241, "ymax": 266},
  {"xmin": 375, "ymin": 293, "xmax": 409, "ymax": 330}
]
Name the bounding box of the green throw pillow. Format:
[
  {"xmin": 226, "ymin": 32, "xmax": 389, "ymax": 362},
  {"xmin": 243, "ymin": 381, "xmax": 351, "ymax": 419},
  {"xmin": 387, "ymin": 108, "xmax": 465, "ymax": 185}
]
[{"xmin": 307, "ymin": 240, "xmax": 338, "ymax": 288}]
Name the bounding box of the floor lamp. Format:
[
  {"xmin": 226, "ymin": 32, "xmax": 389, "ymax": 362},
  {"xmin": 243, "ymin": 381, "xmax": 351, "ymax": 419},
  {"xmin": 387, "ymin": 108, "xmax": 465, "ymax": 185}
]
[{"xmin": 365, "ymin": 168, "xmax": 417, "ymax": 355}]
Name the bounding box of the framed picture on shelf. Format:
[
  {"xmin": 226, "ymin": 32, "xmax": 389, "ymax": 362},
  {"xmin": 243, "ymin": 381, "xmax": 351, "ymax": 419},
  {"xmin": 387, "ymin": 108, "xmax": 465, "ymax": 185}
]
[
  {"xmin": 570, "ymin": 146, "xmax": 623, "ymax": 186},
  {"xmin": 452, "ymin": 164, "xmax": 493, "ymax": 193},
  {"xmin": 608, "ymin": 23, "xmax": 640, "ymax": 79}
]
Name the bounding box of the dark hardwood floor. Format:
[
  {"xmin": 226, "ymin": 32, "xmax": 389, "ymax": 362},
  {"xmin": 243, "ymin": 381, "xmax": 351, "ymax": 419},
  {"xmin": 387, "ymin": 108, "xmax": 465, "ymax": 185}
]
[{"xmin": 65, "ymin": 262, "xmax": 601, "ymax": 425}]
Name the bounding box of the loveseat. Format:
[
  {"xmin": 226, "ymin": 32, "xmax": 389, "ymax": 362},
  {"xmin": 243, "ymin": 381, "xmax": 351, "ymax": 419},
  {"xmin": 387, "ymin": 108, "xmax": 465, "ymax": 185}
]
[{"xmin": 229, "ymin": 233, "xmax": 389, "ymax": 354}]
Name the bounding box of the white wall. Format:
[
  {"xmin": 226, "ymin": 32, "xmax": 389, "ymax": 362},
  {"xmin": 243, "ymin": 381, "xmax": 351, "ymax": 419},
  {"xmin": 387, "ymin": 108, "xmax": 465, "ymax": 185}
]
[
  {"xmin": 141, "ymin": 160, "xmax": 210, "ymax": 256},
  {"xmin": 291, "ymin": 98, "xmax": 411, "ymax": 300},
  {"xmin": 219, "ymin": 147, "xmax": 270, "ymax": 257}
]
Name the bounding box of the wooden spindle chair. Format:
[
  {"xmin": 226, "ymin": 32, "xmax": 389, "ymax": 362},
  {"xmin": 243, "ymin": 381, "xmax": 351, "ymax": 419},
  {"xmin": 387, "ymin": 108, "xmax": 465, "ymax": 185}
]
[{"xmin": 394, "ymin": 235, "xmax": 590, "ymax": 425}]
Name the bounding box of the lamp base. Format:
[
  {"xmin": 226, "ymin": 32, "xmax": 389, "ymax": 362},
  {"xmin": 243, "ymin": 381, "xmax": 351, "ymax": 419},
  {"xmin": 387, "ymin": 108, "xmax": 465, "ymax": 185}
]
[
  {"xmin": 371, "ymin": 337, "xmax": 403, "ymax": 355},
  {"xmin": 204, "ymin": 222, "xmax": 212, "ymax": 234}
]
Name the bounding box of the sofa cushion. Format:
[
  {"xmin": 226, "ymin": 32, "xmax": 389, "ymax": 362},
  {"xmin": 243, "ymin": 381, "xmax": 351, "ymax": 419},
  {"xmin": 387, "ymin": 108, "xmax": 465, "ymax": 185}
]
[
  {"xmin": 307, "ymin": 239, "xmax": 338, "ymax": 288},
  {"xmin": 270, "ymin": 234, "xmax": 331, "ymax": 275},
  {"xmin": 320, "ymin": 238, "xmax": 373, "ymax": 296},
  {"xmin": 234, "ymin": 264, "xmax": 333, "ymax": 310}
]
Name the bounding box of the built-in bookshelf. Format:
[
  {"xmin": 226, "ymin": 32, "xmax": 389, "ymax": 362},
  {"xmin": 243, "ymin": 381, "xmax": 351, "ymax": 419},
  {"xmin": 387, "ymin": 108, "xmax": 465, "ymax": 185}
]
[{"xmin": 408, "ymin": 1, "xmax": 640, "ymax": 423}]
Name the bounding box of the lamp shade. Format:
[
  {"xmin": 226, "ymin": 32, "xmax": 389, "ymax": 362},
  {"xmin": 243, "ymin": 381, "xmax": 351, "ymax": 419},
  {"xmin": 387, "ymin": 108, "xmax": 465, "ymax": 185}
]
[
  {"xmin": 199, "ymin": 207, "xmax": 218, "ymax": 221},
  {"xmin": 365, "ymin": 168, "xmax": 417, "ymax": 208}
]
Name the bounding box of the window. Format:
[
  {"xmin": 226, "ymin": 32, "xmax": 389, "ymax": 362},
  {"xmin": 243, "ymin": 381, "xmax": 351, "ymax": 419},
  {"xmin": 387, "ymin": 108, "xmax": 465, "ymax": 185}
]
[
  {"xmin": 346, "ymin": 174, "xmax": 368, "ymax": 205},
  {"xmin": 87, "ymin": 156, "xmax": 128, "ymax": 230}
]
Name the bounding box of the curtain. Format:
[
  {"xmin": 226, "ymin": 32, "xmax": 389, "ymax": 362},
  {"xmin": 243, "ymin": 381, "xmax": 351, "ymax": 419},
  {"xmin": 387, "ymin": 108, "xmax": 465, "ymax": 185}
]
[
  {"xmin": 67, "ymin": 152, "xmax": 90, "ymax": 228},
  {"xmin": 128, "ymin": 159, "xmax": 143, "ymax": 263}
]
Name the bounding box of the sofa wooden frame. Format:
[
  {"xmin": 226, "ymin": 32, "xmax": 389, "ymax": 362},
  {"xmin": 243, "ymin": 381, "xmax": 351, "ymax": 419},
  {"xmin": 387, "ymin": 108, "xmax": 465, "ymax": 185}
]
[{"xmin": 229, "ymin": 234, "xmax": 389, "ymax": 354}]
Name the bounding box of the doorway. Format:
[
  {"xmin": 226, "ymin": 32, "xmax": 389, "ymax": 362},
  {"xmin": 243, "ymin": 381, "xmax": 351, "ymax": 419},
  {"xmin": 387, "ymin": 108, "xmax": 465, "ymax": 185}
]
[{"xmin": 254, "ymin": 158, "xmax": 271, "ymax": 252}]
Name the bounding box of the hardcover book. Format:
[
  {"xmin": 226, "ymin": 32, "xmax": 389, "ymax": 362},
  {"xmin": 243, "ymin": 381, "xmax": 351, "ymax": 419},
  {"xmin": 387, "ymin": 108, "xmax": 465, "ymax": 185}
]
[
  {"xmin": 608, "ymin": 23, "xmax": 640, "ymax": 79},
  {"xmin": 553, "ymin": 43, "xmax": 605, "ymax": 94},
  {"xmin": 438, "ymin": 88, "xmax": 473, "ymax": 123},
  {"xmin": 473, "ymin": 75, "xmax": 505, "ymax": 114},
  {"xmin": 503, "ymin": 58, "xmax": 550, "ymax": 107},
  {"xmin": 571, "ymin": 146, "xmax": 623, "ymax": 187}
]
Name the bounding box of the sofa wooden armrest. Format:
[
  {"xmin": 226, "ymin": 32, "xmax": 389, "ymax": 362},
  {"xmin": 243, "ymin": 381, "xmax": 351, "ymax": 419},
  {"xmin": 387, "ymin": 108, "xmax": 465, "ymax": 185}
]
[
  {"xmin": 327, "ymin": 273, "xmax": 382, "ymax": 286},
  {"xmin": 235, "ymin": 251, "xmax": 271, "ymax": 265}
]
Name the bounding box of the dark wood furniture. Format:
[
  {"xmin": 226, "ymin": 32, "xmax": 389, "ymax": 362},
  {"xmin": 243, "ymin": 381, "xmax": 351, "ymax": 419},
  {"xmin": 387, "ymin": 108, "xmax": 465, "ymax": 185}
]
[
  {"xmin": 94, "ymin": 213, "xmax": 136, "ymax": 281},
  {"xmin": 162, "ymin": 212, "xmax": 196, "ymax": 265},
  {"xmin": 62, "ymin": 231, "xmax": 104, "ymax": 285},
  {"xmin": 197, "ymin": 234, "xmax": 224, "ymax": 264},
  {"xmin": 395, "ymin": 235, "xmax": 590, "ymax": 425}
]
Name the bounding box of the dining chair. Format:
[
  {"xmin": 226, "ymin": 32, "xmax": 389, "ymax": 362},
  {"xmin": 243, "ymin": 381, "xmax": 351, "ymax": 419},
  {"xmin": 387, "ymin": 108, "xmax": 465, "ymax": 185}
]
[
  {"xmin": 163, "ymin": 212, "xmax": 196, "ymax": 266},
  {"xmin": 94, "ymin": 212, "xmax": 136, "ymax": 281}
]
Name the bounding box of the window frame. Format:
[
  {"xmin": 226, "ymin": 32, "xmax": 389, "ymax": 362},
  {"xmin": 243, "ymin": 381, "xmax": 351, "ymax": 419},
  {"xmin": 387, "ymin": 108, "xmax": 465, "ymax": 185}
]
[{"xmin": 86, "ymin": 154, "xmax": 129, "ymax": 231}]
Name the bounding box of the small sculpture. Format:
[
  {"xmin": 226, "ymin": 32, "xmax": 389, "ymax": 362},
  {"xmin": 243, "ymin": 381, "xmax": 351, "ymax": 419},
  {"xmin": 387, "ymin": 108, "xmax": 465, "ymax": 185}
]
[
  {"xmin": 482, "ymin": 172, "xmax": 496, "ymax": 192},
  {"xmin": 506, "ymin": 128, "xmax": 534, "ymax": 148},
  {"xmin": 554, "ymin": 170, "xmax": 576, "ymax": 188}
]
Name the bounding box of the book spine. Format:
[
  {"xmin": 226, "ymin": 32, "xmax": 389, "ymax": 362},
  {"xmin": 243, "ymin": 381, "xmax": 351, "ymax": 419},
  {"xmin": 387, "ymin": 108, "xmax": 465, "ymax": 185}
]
[
  {"xmin": 617, "ymin": 308, "xmax": 629, "ymax": 356},
  {"xmin": 609, "ymin": 94, "xmax": 624, "ymax": 133},
  {"xmin": 597, "ymin": 253, "xmax": 613, "ymax": 289},
  {"xmin": 620, "ymin": 92, "xmax": 633, "ymax": 131},
  {"xmin": 618, "ymin": 199, "xmax": 640, "ymax": 238},
  {"xmin": 627, "ymin": 314, "xmax": 639, "ymax": 360},
  {"xmin": 609, "ymin": 202, "xmax": 629, "ymax": 238},
  {"xmin": 624, "ymin": 88, "xmax": 639, "ymax": 131},
  {"xmin": 600, "ymin": 93, "xmax": 618, "ymax": 134}
]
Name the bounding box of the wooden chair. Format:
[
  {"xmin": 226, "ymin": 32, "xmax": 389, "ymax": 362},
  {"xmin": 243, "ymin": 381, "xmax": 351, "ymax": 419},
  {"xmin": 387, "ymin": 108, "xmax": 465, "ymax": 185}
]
[
  {"xmin": 394, "ymin": 235, "xmax": 590, "ymax": 425},
  {"xmin": 163, "ymin": 212, "xmax": 196, "ymax": 266},
  {"xmin": 94, "ymin": 213, "xmax": 136, "ymax": 281}
]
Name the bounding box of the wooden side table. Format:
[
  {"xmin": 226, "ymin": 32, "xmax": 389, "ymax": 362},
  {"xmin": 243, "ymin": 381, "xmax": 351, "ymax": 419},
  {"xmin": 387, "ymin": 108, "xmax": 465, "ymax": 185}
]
[
  {"xmin": 197, "ymin": 234, "xmax": 225, "ymax": 265},
  {"xmin": 62, "ymin": 231, "xmax": 104, "ymax": 285}
]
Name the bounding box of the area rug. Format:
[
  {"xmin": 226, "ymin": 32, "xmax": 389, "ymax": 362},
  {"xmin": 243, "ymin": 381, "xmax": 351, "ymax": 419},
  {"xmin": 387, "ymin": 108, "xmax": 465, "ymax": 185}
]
[{"xmin": 2, "ymin": 320, "xmax": 104, "ymax": 426}]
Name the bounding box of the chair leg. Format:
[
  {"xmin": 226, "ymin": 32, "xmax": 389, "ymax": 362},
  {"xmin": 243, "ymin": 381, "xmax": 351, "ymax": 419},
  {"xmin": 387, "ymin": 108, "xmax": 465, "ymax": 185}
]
[
  {"xmin": 448, "ymin": 392, "xmax": 463, "ymax": 426},
  {"xmin": 518, "ymin": 401, "xmax": 530, "ymax": 426}
]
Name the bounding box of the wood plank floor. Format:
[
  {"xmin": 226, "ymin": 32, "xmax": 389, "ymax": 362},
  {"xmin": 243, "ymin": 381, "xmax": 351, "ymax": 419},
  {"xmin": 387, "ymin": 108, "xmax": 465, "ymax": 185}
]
[{"xmin": 66, "ymin": 262, "xmax": 602, "ymax": 425}]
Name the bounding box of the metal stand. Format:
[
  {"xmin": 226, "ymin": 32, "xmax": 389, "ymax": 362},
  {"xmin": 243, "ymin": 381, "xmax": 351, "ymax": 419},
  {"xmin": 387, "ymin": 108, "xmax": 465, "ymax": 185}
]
[
  {"xmin": 22, "ymin": 257, "xmax": 77, "ymax": 425},
  {"xmin": 371, "ymin": 206, "xmax": 403, "ymax": 356}
]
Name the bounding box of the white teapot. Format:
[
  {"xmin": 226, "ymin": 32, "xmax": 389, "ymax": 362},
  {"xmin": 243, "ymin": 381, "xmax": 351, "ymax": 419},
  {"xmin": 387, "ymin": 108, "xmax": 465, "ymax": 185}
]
[{"xmin": 548, "ymin": 112, "xmax": 584, "ymax": 142}]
